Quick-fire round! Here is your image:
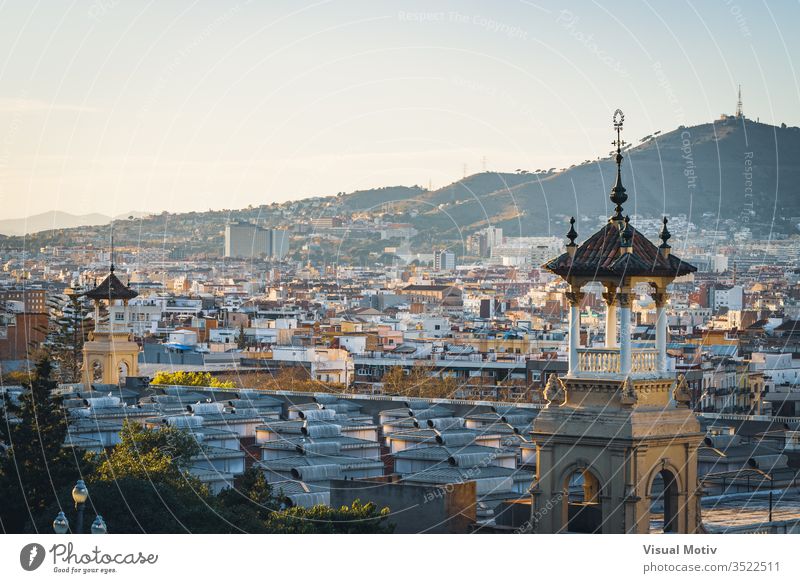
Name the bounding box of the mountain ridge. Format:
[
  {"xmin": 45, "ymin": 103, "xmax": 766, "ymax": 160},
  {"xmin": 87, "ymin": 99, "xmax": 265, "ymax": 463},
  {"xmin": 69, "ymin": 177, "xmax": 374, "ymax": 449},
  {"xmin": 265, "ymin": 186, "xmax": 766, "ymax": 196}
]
[
  {"xmin": 2, "ymin": 117, "xmax": 798, "ymax": 249},
  {"xmin": 0, "ymin": 211, "xmax": 147, "ymax": 237}
]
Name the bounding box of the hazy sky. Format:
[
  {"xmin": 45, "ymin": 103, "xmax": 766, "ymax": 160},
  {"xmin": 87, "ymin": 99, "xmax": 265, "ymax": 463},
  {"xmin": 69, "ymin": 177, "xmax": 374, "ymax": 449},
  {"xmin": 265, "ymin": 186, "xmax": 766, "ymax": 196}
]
[{"xmin": 1, "ymin": 0, "xmax": 798, "ymax": 218}]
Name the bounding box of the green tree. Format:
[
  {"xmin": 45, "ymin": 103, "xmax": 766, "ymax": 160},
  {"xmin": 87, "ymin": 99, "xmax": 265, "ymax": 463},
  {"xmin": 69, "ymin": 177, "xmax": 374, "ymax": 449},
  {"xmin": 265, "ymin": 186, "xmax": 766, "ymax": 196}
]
[
  {"xmin": 52, "ymin": 421, "xmax": 227, "ymax": 534},
  {"xmin": 41, "ymin": 293, "xmax": 93, "ymax": 383},
  {"xmin": 151, "ymin": 370, "xmax": 235, "ymax": 388},
  {"xmin": 0, "ymin": 354, "xmax": 88, "ymax": 533},
  {"xmin": 94, "ymin": 421, "xmax": 200, "ymax": 485},
  {"xmin": 237, "ymin": 323, "xmax": 246, "ymax": 350},
  {"xmin": 264, "ymin": 500, "xmax": 393, "ymax": 534},
  {"xmin": 214, "ymin": 467, "xmax": 284, "ymax": 532}
]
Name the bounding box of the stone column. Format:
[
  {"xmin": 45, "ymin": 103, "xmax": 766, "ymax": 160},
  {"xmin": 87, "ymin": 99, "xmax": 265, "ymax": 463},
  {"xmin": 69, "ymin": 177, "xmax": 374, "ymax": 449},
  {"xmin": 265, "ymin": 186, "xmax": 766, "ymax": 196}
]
[
  {"xmin": 566, "ymin": 291, "xmax": 584, "ymax": 376},
  {"xmin": 618, "ymin": 292, "xmax": 632, "ymax": 376},
  {"xmin": 653, "ymin": 292, "xmax": 669, "ymax": 374},
  {"xmin": 603, "ymin": 291, "xmax": 617, "ymax": 348}
]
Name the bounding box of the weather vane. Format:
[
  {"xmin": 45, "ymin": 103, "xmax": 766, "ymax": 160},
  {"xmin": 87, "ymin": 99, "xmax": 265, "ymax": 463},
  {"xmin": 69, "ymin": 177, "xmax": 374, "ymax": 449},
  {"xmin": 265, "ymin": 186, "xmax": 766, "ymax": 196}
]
[{"xmin": 612, "ymin": 108, "xmax": 625, "ymax": 153}]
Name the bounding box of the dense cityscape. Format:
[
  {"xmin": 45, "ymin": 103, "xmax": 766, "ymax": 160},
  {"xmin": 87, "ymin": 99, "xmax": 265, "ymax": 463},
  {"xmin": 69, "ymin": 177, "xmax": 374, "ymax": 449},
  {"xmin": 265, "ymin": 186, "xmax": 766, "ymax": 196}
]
[
  {"xmin": 3, "ymin": 18, "xmax": 800, "ymax": 583},
  {"xmin": 2, "ymin": 103, "xmax": 800, "ymax": 535}
]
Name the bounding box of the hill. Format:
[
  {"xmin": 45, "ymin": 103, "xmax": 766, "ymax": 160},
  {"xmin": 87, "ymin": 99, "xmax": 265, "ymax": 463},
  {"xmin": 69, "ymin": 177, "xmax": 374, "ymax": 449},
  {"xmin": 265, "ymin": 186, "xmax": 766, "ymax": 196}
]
[
  {"xmin": 336, "ymin": 116, "xmax": 800, "ymax": 238},
  {"xmin": 0, "ymin": 211, "xmax": 146, "ymax": 236},
  {"xmin": 3, "ymin": 117, "xmax": 798, "ymax": 258}
]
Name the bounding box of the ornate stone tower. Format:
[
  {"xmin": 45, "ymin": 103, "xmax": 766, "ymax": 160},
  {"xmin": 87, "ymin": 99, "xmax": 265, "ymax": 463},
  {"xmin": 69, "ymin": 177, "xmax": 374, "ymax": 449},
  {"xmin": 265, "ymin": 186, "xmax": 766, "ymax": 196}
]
[
  {"xmin": 532, "ymin": 110, "xmax": 702, "ymax": 534},
  {"xmin": 81, "ymin": 262, "xmax": 140, "ymax": 385}
]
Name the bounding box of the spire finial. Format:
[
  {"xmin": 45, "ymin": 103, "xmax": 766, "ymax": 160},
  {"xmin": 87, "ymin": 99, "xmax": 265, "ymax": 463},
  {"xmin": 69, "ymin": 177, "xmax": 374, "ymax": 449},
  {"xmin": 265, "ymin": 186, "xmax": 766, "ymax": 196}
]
[
  {"xmin": 566, "ymin": 216, "xmax": 578, "ymax": 257},
  {"xmin": 109, "ymin": 222, "xmax": 115, "ymax": 273},
  {"xmin": 659, "ymin": 216, "xmax": 672, "ymax": 257},
  {"xmin": 610, "ymin": 109, "xmax": 628, "ymax": 222},
  {"xmin": 659, "ymin": 216, "xmax": 671, "ymax": 248}
]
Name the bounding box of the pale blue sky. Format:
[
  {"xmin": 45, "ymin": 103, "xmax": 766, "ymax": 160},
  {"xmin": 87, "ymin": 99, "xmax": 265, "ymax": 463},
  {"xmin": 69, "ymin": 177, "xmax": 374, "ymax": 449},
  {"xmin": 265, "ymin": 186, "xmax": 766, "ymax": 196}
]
[{"xmin": 0, "ymin": 0, "xmax": 798, "ymax": 217}]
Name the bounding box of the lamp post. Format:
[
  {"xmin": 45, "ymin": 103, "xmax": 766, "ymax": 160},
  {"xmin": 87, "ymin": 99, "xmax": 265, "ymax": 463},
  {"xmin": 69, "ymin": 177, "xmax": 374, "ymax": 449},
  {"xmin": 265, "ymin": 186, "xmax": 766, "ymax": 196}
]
[
  {"xmin": 91, "ymin": 515, "xmax": 108, "ymax": 534},
  {"xmin": 72, "ymin": 480, "xmax": 89, "ymax": 533},
  {"xmin": 53, "ymin": 511, "xmax": 70, "ymax": 534}
]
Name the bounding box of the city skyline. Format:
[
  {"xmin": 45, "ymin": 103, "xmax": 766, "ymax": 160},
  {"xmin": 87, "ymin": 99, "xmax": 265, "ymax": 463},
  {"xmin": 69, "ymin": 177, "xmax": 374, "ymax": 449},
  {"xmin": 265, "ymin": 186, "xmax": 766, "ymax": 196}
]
[{"xmin": 1, "ymin": 0, "xmax": 799, "ymax": 218}]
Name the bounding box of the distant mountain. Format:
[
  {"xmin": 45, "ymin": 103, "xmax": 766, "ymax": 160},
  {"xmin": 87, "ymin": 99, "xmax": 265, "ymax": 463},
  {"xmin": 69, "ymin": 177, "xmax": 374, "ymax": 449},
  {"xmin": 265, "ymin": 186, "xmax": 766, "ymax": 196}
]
[
  {"xmin": 3, "ymin": 117, "xmax": 798, "ymax": 254},
  {"xmin": 339, "ymin": 116, "xmax": 800, "ymax": 238},
  {"xmin": 0, "ymin": 211, "xmax": 146, "ymax": 236}
]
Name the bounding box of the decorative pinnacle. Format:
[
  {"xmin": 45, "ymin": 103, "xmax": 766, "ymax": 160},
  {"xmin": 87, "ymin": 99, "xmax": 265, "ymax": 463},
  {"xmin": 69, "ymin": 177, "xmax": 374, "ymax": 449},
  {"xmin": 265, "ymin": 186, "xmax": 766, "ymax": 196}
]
[
  {"xmin": 659, "ymin": 216, "xmax": 671, "ymax": 249},
  {"xmin": 109, "ymin": 227, "xmax": 115, "ymax": 273},
  {"xmin": 566, "ymin": 217, "xmax": 578, "ymax": 246},
  {"xmin": 610, "ymin": 109, "xmax": 628, "ymax": 222}
]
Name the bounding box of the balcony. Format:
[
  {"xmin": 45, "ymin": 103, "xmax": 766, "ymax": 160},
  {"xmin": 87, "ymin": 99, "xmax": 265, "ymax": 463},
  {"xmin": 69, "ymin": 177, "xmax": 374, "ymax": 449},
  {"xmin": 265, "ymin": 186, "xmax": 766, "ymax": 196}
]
[
  {"xmin": 93, "ymin": 322, "xmax": 132, "ymax": 335},
  {"xmin": 575, "ymin": 347, "xmax": 660, "ymax": 377}
]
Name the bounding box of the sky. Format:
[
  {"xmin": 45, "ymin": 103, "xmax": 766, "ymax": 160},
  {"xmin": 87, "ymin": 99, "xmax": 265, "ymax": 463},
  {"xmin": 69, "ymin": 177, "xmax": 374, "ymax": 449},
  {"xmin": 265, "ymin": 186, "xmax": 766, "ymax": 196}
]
[{"xmin": 0, "ymin": 0, "xmax": 798, "ymax": 218}]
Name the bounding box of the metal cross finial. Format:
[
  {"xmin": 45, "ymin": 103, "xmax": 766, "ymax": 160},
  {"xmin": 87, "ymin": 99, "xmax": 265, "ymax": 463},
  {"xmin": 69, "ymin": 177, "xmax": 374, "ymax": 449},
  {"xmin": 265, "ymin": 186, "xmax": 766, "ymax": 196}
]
[
  {"xmin": 109, "ymin": 222, "xmax": 115, "ymax": 273},
  {"xmin": 612, "ymin": 109, "xmax": 626, "ymax": 153},
  {"xmin": 609, "ymin": 109, "xmax": 628, "ymax": 221}
]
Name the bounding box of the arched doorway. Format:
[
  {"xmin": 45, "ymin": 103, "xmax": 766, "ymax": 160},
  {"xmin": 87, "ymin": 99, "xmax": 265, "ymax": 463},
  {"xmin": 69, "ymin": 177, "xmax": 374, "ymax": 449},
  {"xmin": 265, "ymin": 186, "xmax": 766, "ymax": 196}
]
[
  {"xmin": 650, "ymin": 469, "xmax": 679, "ymax": 533},
  {"xmin": 565, "ymin": 469, "xmax": 603, "ymax": 533}
]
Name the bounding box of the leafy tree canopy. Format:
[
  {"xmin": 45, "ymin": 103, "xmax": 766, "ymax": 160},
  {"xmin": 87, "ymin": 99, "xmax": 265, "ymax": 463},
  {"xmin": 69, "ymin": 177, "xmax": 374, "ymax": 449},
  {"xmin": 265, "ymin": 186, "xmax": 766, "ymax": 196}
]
[{"xmin": 151, "ymin": 370, "xmax": 235, "ymax": 388}]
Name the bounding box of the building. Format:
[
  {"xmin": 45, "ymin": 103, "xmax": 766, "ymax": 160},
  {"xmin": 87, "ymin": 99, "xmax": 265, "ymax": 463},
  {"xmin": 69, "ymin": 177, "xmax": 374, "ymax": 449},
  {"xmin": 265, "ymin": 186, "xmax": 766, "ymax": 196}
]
[
  {"xmin": 270, "ymin": 228, "xmax": 290, "ymax": 259},
  {"xmin": 0, "ymin": 312, "xmax": 48, "ymax": 361},
  {"xmin": 433, "ymin": 249, "xmax": 455, "ymax": 272},
  {"xmin": 80, "ymin": 264, "xmax": 140, "ymax": 385},
  {"xmin": 0, "ymin": 287, "xmax": 48, "ymax": 313},
  {"xmin": 532, "ymin": 112, "xmax": 701, "ymax": 534},
  {"xmin": 708, "ymin": 285, "xmax": 743, "ymax": 312},
  {"xmin": 224, "ymin": 222, "xmax": 289, "ymax": 259}
]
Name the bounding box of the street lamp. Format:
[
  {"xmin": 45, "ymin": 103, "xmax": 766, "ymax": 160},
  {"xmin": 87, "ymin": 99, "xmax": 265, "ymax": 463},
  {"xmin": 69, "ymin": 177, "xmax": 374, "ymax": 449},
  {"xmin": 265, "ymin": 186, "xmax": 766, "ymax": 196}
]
[
  {"xmin": 72, "ymin": 480, "xmax": 89, "ymax": 533},
  {"xmin": 53, "ymin": 511, "xmax": 70, "ymax": 534},
  {"xmin": 91, "ymin": 515, "xmax": 108, "ymax": 534}
]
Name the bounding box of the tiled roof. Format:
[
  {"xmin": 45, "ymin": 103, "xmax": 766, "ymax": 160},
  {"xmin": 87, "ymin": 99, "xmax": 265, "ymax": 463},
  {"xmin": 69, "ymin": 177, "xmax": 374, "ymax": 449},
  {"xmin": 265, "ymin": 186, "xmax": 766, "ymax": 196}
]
[
  {"xmin": 82, "ymin": 271, "xmax": 138, "ymax": 301},
  {"xmin": 543, "ymin": 221, "xmax": 696, "ymax": 279}
]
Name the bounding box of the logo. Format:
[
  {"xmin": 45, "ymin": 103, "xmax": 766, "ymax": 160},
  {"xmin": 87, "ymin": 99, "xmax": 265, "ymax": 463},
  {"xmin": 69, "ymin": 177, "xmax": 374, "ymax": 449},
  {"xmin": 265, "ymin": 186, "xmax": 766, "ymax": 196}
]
[{"xmin": 20, "ymin": 543, "xmax": 46, "ymax": 571}]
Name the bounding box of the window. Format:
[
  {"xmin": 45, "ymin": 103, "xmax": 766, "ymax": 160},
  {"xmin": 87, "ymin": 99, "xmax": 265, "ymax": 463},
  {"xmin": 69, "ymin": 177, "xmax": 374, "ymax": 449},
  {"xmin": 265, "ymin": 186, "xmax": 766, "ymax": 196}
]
[{"xmin": 115, "ymin": 313, "xmax": 125, "ymax": 321}]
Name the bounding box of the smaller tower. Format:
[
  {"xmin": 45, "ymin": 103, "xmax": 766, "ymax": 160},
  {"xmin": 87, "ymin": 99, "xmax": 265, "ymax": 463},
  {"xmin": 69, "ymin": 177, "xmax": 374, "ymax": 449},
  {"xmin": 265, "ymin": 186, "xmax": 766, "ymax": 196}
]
[{"xmin": 80, "ymin": 262, "xmax": 139, "ymax": 385}]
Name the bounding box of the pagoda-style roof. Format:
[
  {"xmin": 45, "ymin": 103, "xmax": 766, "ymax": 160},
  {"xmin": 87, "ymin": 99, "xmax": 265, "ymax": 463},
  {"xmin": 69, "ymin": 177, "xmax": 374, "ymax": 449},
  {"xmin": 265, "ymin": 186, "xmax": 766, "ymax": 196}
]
[
  {"xmin": 82, "ymin": 270, "xmax": 138, "ymax": 301},
  {"xmin": 543, "ymin": 221, "xmax": 696, "ymax": 281}
]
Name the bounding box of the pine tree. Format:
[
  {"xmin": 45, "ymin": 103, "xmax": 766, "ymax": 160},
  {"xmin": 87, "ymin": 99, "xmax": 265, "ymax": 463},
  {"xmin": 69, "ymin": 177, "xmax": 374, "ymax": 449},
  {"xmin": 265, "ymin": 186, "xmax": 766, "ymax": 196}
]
[
  {"xmin": 40, "ymin": 293, "xmax": 93, "ymax": 383},
  {"xmin": 237, "ymin": 323, "xmax": 246, "ymax": 349},
  {"xmin": 0, "ymin": 354, "xmax": 84, "ymax": 533}
]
